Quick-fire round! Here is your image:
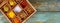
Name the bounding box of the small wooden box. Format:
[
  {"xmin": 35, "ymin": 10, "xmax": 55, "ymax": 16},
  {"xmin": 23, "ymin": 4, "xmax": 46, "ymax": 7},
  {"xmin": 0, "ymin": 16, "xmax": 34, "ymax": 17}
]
[{"xmin": 0, "ymin": 0, "xmax": 36, "ymax": 23}]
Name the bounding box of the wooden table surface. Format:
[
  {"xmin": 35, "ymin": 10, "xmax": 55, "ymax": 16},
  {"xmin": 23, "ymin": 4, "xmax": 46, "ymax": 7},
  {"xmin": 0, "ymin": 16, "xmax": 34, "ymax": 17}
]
[{"xmin": 0, "ymin": 0, "xmax": 60, "ymax": 23}]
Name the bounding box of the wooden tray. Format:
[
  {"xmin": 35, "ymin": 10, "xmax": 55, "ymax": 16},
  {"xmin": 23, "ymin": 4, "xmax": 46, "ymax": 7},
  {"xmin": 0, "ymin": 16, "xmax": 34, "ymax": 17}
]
[{"xmin": 0, "ymin": 0, "xmax": 36, "ymax": 23}]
